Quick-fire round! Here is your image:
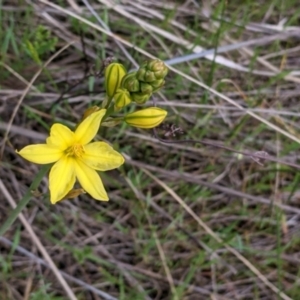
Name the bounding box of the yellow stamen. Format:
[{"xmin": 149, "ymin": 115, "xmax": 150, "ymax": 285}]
[{"xmin": 65, "ymin": 144, "xmax": 84, "ymax": 158}]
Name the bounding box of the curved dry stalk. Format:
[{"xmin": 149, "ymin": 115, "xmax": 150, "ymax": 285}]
[
  {"xmin": 167, "ymin": 64, "xmax": 300, "ymax": 145},
  {"xmin": 141, "ymin": 168, "xmax": 293, "ymax": 300},
  {"xmin": 126, "ymin": 158, "xmax": 300, "ymax": 215},
  {"xmin": 37, "ymin": 0, "xmax": 300, "ymax": 147},
  {"xmin": 0, "ymin": 180, "xmax": 77, "ymax": 300},
  {"xmin": 0, "ymin": 237, "xmax": 118, "ymax": 300},
  {"xmin": 81, "ymin": 0, "xmax": 138, "ymax": 68},
  {"xmin": 0, "ymin": 41, "xmax": 75, "ymax": 158},
  {"xmin": 125, "ymin": 176, "xmax": 179, "ymax": 300},
  {"xmin": 153, "ymin": 129, "xmax": 300, "ymax": 170}
]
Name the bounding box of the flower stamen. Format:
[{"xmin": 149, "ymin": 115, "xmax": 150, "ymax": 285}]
[{"xmin": 65, "ymin": 144, "xmax": 84, "ymax": 158}]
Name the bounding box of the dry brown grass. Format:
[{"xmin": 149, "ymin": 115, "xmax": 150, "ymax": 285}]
[{"xmin": 1, "ymin": 1, "xmax": 300, "ymax": 299}]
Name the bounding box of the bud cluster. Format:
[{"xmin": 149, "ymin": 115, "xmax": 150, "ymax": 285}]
[
  {"xmin": 101, "ymin": 59, "xmax": 169, "ymax": 129},
  {"xmin": 121, "ymin": 59, "xmax": 168, "ymax": 104}
]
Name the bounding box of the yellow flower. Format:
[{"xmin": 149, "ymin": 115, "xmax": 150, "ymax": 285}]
[
  {"xmin": 16, "ymin": 110, "xmax": 124, "ymax": 204},
  {"xmin": 124, "ymin": 107, "xmax": 167, "ymax": 129}
]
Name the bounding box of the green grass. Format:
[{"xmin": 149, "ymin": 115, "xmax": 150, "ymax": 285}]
[{"xmin": 1, "ymin": 0, "xmax": 300, "ymax": 299}]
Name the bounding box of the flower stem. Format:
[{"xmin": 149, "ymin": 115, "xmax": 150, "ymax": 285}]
[
  {"xmin": 0, "ymin": 164, "xmax": 51, "ymax": 236},
  {"xmin": 102, "ymin": 102, "xmax": 116, "ymax": 123}
]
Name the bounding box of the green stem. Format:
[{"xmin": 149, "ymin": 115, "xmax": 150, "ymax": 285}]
[
  {"xmin": 104, "ymin": 96, "xmax": 113, "ymax": 110},
  {"xmin": 0, "ymin": 164, "xmax": 51, "ymax": 236},
  {"xmin": 102, "ymin": 102, "xmax": 116, "ymax": 123}
]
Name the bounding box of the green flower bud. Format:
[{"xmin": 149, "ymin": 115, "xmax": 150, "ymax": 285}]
[
  {"xmin": 137, "ymin": 59, "xmax": 168, "ymax": 82},
  {"xmin": 121, "ymin": 72, "xmax": 140, "ymax": 92},
  {"xmin": 151, "ymin": 79, "xmax": 165, "ymax": 91},
  {"xmin": 105, "ymin": 63, "xmax": 127, "ymax": 98},
  {"xmin": 155, "ymin": 68, "xmax": 168, "ymax": 79},
  {"xmin": 136, "ymin": 69, "xmax": 156, "ymax": 82},
  {"xmin": 124, "ymin": 107, "xmax": 167, "ymax": 129},
  {"xmin": 114, "ymin": 88, "xmax": 132, "ymax": 109},
  {"xmin": 148, "ymin": 59, "xmax": 163, "ymax": 71},
  {"xmin": 130, "ymin": 92, "xmax": 150, "ymax": 104},
  {"xmin": 140, "ymin": 82, "xmax": 153, "ymax": 94}
]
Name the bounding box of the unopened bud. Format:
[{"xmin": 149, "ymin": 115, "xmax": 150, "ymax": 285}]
[
  {"xmin": 137, "ymin": 59, "xmax": 168, "ymax": 82},
  {"xmin": 140, "ymin": 82, "xmax": 153, "ymax": 94},
  {"xmin": 105, "ymin": 63, "xmax": 126, "ymax": 98},
  {"xmin": 114, "ymin": 88, "xmax": 132, "ymax": 109},
  {"xmin": 130, "ymin": 92, "xmax": 150, "ymax": 105},
  {"xmin": 124, "ymin": 107, "xmax": 167, "ymax": 129},
  {"xmin": 121, "ymin": 72, "xmax": 140, "ymax": 92}
]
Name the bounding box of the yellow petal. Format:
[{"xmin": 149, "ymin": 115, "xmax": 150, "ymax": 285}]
[
  {"xmin": 17, "ymin": 144, "xmax": 63, "ymax": 164},
  {"xmin": 74, "ymin": 159, "xmax": 108, "ymax": 201},
  {"xmin": 75, "ymin": 109, "xmax": 106, "ymax": 145},
  {"xmin": 82, "ymin": 142, "xmax": 125, "ymax": 171},
  {"xmin": 49, "ymin": 157, "xmax": 76, "ymax": 204},
  {"xmin": 46, "ymin": 124, "xmax": 75, "ymax": 150}
]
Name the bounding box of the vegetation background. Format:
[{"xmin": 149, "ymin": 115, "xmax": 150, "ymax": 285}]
[{"xmin": 1, "ymin": 0, "xmax": 300, "ymax": 299}]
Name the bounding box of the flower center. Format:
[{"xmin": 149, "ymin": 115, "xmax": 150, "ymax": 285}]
[{"xmin": 65, "ymin": 144, "xmax": 84, "ymax": 158}]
